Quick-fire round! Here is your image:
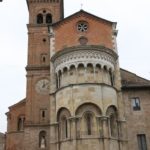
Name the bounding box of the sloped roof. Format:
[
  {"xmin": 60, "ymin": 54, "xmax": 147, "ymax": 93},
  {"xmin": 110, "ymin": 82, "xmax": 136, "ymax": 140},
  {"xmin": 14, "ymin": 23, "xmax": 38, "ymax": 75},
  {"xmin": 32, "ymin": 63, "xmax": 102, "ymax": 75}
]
[
  {"xmin": 52, "ymin": 9, "xmax": 116, "ymax": 27},
  {"xmin": 120, "ymin": 69, "xmax": 150, "ymax": 89},
  {"xmin": 8, "ymin": 98, "xmax": 26, "ymax": 109}
]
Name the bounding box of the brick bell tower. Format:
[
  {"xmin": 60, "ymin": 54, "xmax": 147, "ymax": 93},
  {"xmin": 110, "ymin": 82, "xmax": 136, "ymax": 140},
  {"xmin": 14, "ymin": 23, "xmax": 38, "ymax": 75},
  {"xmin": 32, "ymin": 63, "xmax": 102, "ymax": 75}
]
[{"xmin": 24, "ymin": 0, "xmax": 64, "ymax": 149}]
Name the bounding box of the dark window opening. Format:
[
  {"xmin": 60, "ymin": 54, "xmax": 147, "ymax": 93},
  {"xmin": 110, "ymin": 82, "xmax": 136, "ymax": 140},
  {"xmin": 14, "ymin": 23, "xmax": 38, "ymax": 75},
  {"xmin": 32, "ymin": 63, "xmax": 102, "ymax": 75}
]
[
  {"xmin": 41, "ymin": 54, "xmax": 47, "ymax": 64},
  {"xmin": 42, "ymin": 56, "xmax": 46, "ymax": 63},
  {"xmin": 65, "ymin": 119, "xmax": 68, "ymax": 138},
  {"xmin": 46, "ymin": 14, "xmax": 52, "ymax": 24},
  {"xmin": 43, "ymin": 38, "xmax": 46, "ymax": 42},
  {"xmin": 18, "ymin": 118, "xmax": 22, "ymax": 131},
  {"xmin": 137, "ymin": 134, "xmax": 147, "ymax": 150},
  {"xmin": 86, "ymin": 113, "xmax": 92, "ymax": 135},
  {"xmin": 17, "ymin": 116, "xmax": 25, "ymax": 131},
  {"xmin": 42, "ymin": 110, "xmax": 45, "ymax": 118},
  {"xmin": 57, "ymin": 71, "xmax": 62, "ymax": 88},
  {"xmin": 37, "ymin": 14, "xmax": 43, "ymax": 24},
  {"xmin": 43, "ymin": 10, "xmax": 46, "ymax": 13},
  {"xmin": 109, "ymin": 71, "xmax": 114, "ymax": 86},
  {"xmin": 132, "ymin": 97, "xmax": 141, "ymax": 111},
  {"xmin": 56, "ymin": 74, "xmax": 58, "ymax": 89}
]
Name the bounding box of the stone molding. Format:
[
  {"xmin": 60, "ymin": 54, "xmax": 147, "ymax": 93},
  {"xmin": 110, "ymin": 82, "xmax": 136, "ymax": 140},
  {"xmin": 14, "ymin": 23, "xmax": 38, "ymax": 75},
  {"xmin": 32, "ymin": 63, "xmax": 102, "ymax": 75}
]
[
  {"xmin": 51, "ymin": 83, "xmax": 118, "ymax": 94},
  {"xmin": 27, "ymin": 0, "xmax": 59, "ymax": 3},
  {"xmin": 26, "ymin": 65, "xmax": 50, "ymax": 71}
]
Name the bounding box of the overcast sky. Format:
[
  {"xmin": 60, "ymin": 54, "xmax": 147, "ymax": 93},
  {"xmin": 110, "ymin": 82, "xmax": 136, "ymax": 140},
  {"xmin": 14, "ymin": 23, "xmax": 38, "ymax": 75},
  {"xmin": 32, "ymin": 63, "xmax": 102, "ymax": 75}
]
[{"xmin": 0, "ymin": 0, "xmax": 150, "ymax": 133}]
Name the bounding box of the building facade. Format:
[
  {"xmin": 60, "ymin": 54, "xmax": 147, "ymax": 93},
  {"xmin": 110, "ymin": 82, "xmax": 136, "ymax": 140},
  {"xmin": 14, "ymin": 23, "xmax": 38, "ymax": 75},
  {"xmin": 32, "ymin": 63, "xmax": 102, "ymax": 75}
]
[
  {"xmin": 0, "ymin": 133, "xmax": 5, "ymax": 150},
  {"xmin": 5, "ymin": 0, "xmax": 150, "ymax": 150}
]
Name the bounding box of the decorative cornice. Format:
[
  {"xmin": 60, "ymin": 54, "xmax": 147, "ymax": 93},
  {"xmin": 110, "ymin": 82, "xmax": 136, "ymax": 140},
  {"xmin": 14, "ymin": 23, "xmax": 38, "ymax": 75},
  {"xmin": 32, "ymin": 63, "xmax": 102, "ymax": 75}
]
[
  {"xmin": 51, "ymin": 83, "xmax": 118, "ymax": 95},
  {"xmin": 27, "ymin": 24, "xmax": 49, "ymax": 28},
  {"xmin": 52, "ymin": 10, "xmax": 116, "ymax": 29},
  {"xmin": 51, "ymin": 45, "xmax": 118, "ymax": 73},
  {"xmin": 27, "ymin": 0, "xmax": 59, "ymax": 3},
  {"xmin": 51, "ymin": 45, "xmax": 118, "ymax": 62},
  {"xmin": 25, "ymin": 123, "xmax": 50, "ymax": 127},
  {"xmin": 26, "ymin": 65, "xmax": 50, "ymax": 71},
  {"xmin": 6, "ymin": 131, "xmax": 24, "ymax": 134},
  {"xmin": 122, "ymin": 85, "xmax": 150, "ymax": 90}
]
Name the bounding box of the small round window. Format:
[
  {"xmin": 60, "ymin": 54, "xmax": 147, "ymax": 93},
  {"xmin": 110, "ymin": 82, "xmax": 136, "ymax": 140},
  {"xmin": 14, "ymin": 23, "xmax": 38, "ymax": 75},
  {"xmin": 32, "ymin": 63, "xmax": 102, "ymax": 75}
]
[{"xmin": 77, "ymin": 22, "xmax": 88, "ymax": 32}]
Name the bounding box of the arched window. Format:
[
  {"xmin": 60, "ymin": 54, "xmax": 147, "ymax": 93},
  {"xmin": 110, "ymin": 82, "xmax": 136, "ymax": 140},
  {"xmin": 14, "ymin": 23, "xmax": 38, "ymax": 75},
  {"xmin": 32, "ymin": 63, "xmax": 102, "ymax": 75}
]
[
  {"xmin": 18, "ymin": 118, "xmax": 22, "ymax": 131},
  {"xmin": 75, "ymin": 103, "xmax": 102, "ymax": 137},
  {"xmin": 61, "ymin": 117, "xmax": 68, "ymax": 139},
  {"xmin": 37, "ymin": 14, "xmax": 43, "ymax": 24},
  {"xmin": 39, "ymin": 131, "xmax": 46, "ymax": 149},
  {"xmin": 85, "ymin": 113, "xmax": 92, "ymax": 135},
  {"xmin": 17, "ymin": 116, "xmax": 25, "ymax": 131},
  {"xmin": 87, "ymin": 64, "xmax": 94, "ymax": 82},
  {"xmin": 110, "ymin": 114, "xmax": 116, "ymax": 136},
  {"xmin": 57, "ymin": 108, "xmax": 71, "ymax": 140},
  {"xmin": 46, "ymin": 13, "xmax": 52, "ymax": 24},
  {"xmin": 41, "ymin": 54, "xmax": 47, "ymax": 64},
  {"xmin": 106, "ymin": 106, "xmax": 118, "ymax": 137}
]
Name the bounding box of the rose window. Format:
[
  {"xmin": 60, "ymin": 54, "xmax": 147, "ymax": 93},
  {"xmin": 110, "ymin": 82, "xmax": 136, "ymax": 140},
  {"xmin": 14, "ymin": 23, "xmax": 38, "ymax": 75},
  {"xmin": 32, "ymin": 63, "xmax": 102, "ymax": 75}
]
[{"xmin": 77, "ymin": 22, "xmax": 88, "ymax": 32}]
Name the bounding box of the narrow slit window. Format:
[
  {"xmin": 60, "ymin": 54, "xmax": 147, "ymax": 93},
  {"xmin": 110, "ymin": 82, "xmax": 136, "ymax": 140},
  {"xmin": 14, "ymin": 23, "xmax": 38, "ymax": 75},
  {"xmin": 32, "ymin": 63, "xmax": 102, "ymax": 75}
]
[
  {"xmin": 85, "ymin": 113, "xmax": 92, "ymax": 135},
  {"xmin": 65, "ymin": 119, "xmax": 68, "ymax": 138},
  {"xmin": 41, "ymin": 54, "xmax": 47, "ymax": 64},
  {"xmin": 42, "ymin": 110, "xmax": 45, "ymax": 118},
  {"xmin": 109, "ymin": 70, "xmax": 114, "ymax": 86},
  {"xmin": 42, "ymin": 56, "xmax": 46, "ymax": 63}
]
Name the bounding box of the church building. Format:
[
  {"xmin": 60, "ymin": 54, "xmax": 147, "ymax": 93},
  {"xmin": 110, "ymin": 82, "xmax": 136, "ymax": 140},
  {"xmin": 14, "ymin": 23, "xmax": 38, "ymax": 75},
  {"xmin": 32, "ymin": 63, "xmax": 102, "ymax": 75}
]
[{"xmin": 5, "ymin": 0, "xmax": 150, "ymax": 150}]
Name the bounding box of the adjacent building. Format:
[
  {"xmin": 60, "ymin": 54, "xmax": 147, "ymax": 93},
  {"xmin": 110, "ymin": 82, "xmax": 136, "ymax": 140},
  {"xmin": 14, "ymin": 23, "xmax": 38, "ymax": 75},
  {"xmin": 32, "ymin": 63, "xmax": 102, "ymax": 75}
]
[{"xmin": 0, "ymin": 133, "xmax": 5, "ymax": 150}]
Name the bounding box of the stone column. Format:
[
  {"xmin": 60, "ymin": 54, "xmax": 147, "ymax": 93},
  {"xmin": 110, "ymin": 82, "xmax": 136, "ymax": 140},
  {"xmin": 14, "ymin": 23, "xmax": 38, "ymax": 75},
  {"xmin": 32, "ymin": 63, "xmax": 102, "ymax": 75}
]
[
  {"xmin": 49, "ymin": 83, "xmax": 57, "ymax": 150},
  {"xmin": 101, "ymin": 68, "xmax": 104, "ymax": 84},
  {"xmin": 69, "ymin": 117, "xmax": 77, "ymax": 150},
  {"xmin": 101, "ymin": 116, "xmax": 109, "ymax": 150},
  {"xmin": 84, "ymin": 65, "xmax": 87, "ymax": 82},
  {"xmin": 117, "ymin": 91, "xmax": 128, "ymax": 150},
  {"xmin": 75, "ymin": 66, "xmax": 78, "ymax": 84},
  {"xmin": 118, "ymin": 120, "xmax": 128, "ymax": 150},
  {"xmin": 48, "ymin": 26, "xmax": 59, "ymax": 148}
]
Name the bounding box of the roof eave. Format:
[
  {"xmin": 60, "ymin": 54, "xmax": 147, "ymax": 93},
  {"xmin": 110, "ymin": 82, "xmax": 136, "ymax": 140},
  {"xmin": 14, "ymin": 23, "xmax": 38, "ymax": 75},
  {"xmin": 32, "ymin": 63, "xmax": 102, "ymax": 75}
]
[
  {"xmin": 52, "ymin": 9, "xmax": 116, "ymax": 27},
  {"xmin": 122, "ymin": 85, "xmax": 150, "ymax": 90},
  {"xmin": 8, "ymin": 98, "xmax": 26, "ymax": 109}
]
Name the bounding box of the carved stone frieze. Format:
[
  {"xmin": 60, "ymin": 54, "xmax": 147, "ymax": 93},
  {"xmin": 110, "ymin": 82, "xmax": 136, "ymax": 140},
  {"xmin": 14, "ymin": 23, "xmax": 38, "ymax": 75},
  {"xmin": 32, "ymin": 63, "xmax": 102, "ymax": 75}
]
[{"xmin": 51, "ymin": 45, "xmax": 118, "ymax": 73}]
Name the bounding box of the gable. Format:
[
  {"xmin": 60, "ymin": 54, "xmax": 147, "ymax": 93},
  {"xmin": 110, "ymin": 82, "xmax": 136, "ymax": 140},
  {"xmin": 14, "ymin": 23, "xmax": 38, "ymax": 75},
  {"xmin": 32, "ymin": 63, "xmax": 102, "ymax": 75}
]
[
  {"xmin": 52, "ymin": 10, "xmax": 116, "ymax": 52},
  {"xmin": 53, "ymin": 10, "xmax": 115, "ymax": 26}
]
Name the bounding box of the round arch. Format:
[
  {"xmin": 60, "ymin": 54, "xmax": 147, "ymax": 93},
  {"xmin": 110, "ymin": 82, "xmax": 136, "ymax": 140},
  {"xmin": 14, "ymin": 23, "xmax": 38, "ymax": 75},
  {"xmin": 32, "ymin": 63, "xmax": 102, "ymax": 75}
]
[
  {"xmin": 106, "ymin": 105, "xmax": 118, "ymax": 116},
  {"xmin": 75, "ymin": 102, "xmax": 102, "ymax": 116},
  {"xmin": 57, "ymin": 107, "xmax": 71, "ymax": 122}
]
